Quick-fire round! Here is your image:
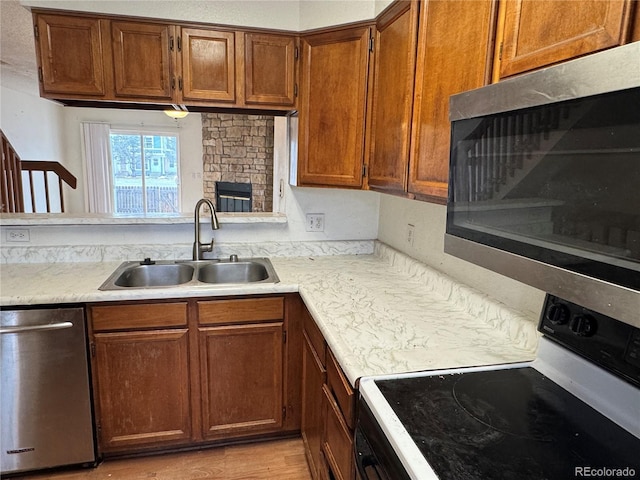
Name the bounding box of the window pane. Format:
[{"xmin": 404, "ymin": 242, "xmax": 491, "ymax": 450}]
[
  {"xmin": 110, "ymin": 134, "xmax": 143, "ymax": 214},
  {"xmin": 110, "ymin": 132, "xmax": 180, "ymax": 215},
  {"xmin": 142, "ymin": 134, "xmax": 180, "ymax": 214}
]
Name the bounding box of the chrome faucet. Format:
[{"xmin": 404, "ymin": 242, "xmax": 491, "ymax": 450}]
[{"xmin": 193, "ymin": 198, "xmax": 220, "ymax": 260}]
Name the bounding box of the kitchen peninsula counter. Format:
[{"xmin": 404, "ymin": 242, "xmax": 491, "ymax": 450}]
[{"xmin": 0, "ymin": 242, "xmax": 539, "ymax": 386}]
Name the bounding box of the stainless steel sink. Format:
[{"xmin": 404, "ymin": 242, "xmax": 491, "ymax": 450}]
[
  {"xmin": 198, "ymin": 261, "xmax": 270, "ymax": 284},
  {"xmin": 114, "ymin": 263, "xmax": 195, "ymax": 287},
  {"xmin": 99, "ymin": 257, "xmax": 279, "ymax": 290}
]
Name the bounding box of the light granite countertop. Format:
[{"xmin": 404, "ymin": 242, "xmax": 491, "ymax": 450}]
[{"xmin": 0, "ymin": 242, "xmax": 539, "ymax": 386}]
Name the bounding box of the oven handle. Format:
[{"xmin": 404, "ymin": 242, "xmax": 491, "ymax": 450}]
[{"xmin": 355, "ymin": 427, "xmax": 388, "ymax": 480}]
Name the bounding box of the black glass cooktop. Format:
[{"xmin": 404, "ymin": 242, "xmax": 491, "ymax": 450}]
[{"xmin": 376, "ymin": 367, "xmax": 640, "ymax": 480}]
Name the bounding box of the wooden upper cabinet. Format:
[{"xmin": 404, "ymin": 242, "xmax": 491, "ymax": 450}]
[
  {"xmin": 497, "ymin": 0, "xmax": 634, "ymax": 79},
  {"xmin": 34, "ymin": 14, "xmax": 108, "ymax": 97},
  {"xmin": 367, "ymin": 0, "xmax": 419, "ymax": 193},
  {"xmin": 632, "ymin": 2, "xmax": 640, "ymax": 41},
  {"xmin": 180, "ymin": 28, "xmax": 235, "ymax": 103},
  {"xmin": 244, "ymin": 33, "xmax": 297, "ymax": 106},
  {"xmin": 298, "ymin": 25, "xmax": 373, "ymax": 188},
  {"xmin": 408, "ymin": 0, "xmax": 496, "ymax": 202},
  {"xmin": 32, "ymin": 10, "xmax": 298, "ymax": 110},
  {"xmin": 111, "ymin": 20, "xmax": 175, "ymax": 100}
]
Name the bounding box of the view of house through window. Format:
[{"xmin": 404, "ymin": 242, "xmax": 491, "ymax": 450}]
[{"xmin": 109, "ymin": 131, "xmax": 180, "ymax": 215}]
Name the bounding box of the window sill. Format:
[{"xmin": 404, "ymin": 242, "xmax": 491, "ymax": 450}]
[{"xmin": 0, "ymin": 212, "xmax": 288, "ymax": 226}]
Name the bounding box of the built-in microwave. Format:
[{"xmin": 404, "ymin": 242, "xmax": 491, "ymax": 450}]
[{"xmin": 445, "ymin": 42, "xmax": 640, "ymax": 328}]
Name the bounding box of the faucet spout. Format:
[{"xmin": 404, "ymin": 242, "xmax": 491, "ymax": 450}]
[{"xmin": 193, "ymin": 198, "xmax": 220, "ymax": 260}]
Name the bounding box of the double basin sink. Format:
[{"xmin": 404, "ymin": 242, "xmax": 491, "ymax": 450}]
[{"xmin": 99, "ymin": 257, "xmax": 279, "ymax": 290}]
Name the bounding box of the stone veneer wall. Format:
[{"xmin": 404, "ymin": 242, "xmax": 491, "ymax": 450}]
[{"xmin": 202, "ymin": 113, "xmax": 274, "ymax": 212}]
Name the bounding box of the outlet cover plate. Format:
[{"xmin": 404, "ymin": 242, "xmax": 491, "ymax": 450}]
[
  {"xmin": 306, "ymin": 214, "xmax": 325, "ymax": 232},
  {"xmin": 6, "ymin": 228, "xmax": 30, "ymax": 242}
]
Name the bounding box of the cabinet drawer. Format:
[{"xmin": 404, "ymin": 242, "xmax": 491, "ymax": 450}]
[
  {"xmin": 91, "ymin": 302, "xmax": 187, "ymax": 331},
  {"xmin": 303, "ymin": 307, "xmax": 326, "ymax": 366},
  {"xmin": 326, "ymin": 349, "xmax": 355, "ymax": 429},
  {"xmin": 322, "ymin": 384, "xmax": 354, "ymax": 480},
  {"xmin": 198, "ymin": 297, "xmax": 284, "ymax": 325}
]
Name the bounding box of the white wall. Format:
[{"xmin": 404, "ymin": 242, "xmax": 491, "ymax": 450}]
[
  {"xmin": 299, "ymin": 0, "xmax": 375, "ymax": 30},
  {"xmin": 375, "ymin": 0, "xmax": 394, "ymax": 15},
  {"xmin": 0, "ymin": 83, "xmax": 64, "ymax": 162},
  {"xmin": 21, "ymin": 0, "xmax": 391, "ymax": 31},
  {"xmin": 7, "ymin": 187, "xmax": 380, "ymax": 247},
  {"xmin": 377, "ymin": 194, "xmax": 546, "ymax": 318},
  {"xmin": 22, "ymin": 0, "xmax": 302, "ymax": 30}
]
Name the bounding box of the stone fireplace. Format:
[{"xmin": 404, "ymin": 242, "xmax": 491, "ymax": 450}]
[{"xmin": 201, "ymin": 113, "xmax": 274, "ymax": 213}]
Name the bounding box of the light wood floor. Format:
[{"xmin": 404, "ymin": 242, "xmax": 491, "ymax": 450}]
[{"xmin": 18, "ymin": 438, "xmax": 312, "ymax": 480}]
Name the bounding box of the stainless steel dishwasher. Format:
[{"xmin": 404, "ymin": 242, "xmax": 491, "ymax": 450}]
[{"xmin": 1, "ymin": 307, "xmax": 96, "ymax": 475}]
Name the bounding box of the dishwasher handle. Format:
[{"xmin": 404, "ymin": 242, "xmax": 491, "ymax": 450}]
[{"xmin": 0, "ymin": 321, "xmax": 74, "ymax": 334}]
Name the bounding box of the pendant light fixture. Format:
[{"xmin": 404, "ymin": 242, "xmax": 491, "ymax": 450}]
[{"xmin": 164, "ymin": 104, "xmax": 189, "ymax": 119}]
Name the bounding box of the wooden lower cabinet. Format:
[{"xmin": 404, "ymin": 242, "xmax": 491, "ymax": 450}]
[
  {"xmin": 321, "ymin": 384, "xmax": 355, "ymax": 480},
  {"xmin": 88, "ymin": 294, "xmax": 301, "ymax": 456},
  {"xmin": 302, "ymin": 332, "xmax": 326, "ymax": 478},
  {"xmin": 301, "ymin": 307, "xmax": 356, "ymax": 480},
  {"xmin": 199, "ymin": 322, "xmax": 284, "ymax": 439},
  {"xmin": 90, "ymin": 302, "xmax": 191, "ymax": 453}
]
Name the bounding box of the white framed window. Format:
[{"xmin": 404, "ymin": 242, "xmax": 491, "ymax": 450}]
[
  {"xmin": 82, "ymin": 122, "xmax": 181, "ymax": 216},
  {"xmin": 109, "ymin": 130, "xmax": 180, "ymax": 215}
]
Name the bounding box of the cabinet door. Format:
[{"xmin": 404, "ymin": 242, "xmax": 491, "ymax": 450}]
[
  {"xmin": 111, "ymin": 21, "xmax": 175, "ymax": 100},
  {"xmin": 498, "ymin": 0, "xmax": 633, "ymax": 79},
  {"xmin": 244, "ymin": 33, "xmax": 296, "ymax": 106},
  {"xmin": 301, "ymin": 333, "xmax": 326, "ymax": 479},
  {"xmin": 199, "ymin": 322, "xmax": 284, "ymax": 439},
  {"xmin": 367, "ymin": 1, "xmax": 419, "ymax": 193},
  {"xmin": 321, "ymin": 384, "xmax": 354, "ymax": 480},
  {"xmin": 180, "ymin": 28, "xmax": 236, "ymax": 102},
  {"xmin": 35, "ymin": 14, "xmax": 107, "ymax": 96},
  {"xmin": 298, "ymin": 26, "xmax": 373, "ymax": 188},
  {"xmin": 93, "ymin": 329, "xmax": 191, "ymax": 452},
  {"xmin": 408, "ymin": 0, "xmax": 496, "ymax": 202}
]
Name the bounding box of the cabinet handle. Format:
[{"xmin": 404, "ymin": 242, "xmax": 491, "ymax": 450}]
[
  {"xmin": 178, "ymin": 77, "xmax": 183, "ymax": 91},
  {"xmin": 177, "ymin": 36, "xmax": 182, "ymax": 52},
  {"xmin": 171, "ymin": 77, "xmax": 176, "ymax": 90},
  {"xmin": 170, "ymin": 36, "xmax": 174, "ymax": 51}
]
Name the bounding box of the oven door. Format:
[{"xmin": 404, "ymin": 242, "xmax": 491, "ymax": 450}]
[{"xmin": 354, "ymin": 397, "xmax": 411, "ymax": 480}]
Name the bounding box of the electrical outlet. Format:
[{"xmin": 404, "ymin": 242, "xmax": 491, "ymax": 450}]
[
  {"xmin": 406, "ymin": 224, "xmax": 415, "ymax": 246},
  {"xmin": 6, "ymin": 228, "xmax": 30, "ymax": 242},
  {"xmin": 306, "ymin": 214, "xmax": 325, "ymax": 232}
]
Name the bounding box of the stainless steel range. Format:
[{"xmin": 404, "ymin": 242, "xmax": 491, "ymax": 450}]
[{"xmin": 356, "ymin": 294, "xmax": 640, "ymax": 479}]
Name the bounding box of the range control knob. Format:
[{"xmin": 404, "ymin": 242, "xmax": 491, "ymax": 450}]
[
  {"xmin": 546, "ymin": 303, "xmax": 570, "ymax": 325},
  {"xmin": 569, "ymin": 314, "xmax": 597, "ymax": 337}
]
